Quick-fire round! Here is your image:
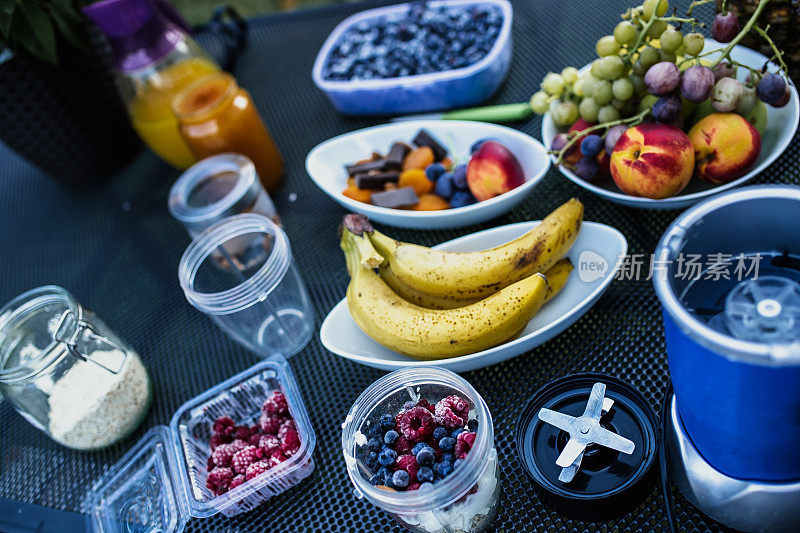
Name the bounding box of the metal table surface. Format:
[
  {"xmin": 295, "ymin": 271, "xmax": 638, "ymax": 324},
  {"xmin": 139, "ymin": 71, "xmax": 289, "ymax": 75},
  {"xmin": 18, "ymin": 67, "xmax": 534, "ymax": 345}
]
[{"xmin": 1, "ymin": 0, "xmax": 797, "ymax": 531}]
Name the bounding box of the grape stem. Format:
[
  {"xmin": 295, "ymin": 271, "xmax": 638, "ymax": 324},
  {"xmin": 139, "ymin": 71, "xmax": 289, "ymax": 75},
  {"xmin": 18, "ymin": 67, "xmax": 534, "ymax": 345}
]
[
  {"xmin": 709, "ymin": 0, "xmax": 771, "ymax": 68},
  {"xmin": 753, "ymin": 24, "xmax": 790, "ymax": 78},
  {"xmin": 686, "ymin": 0, "xmax": 714, "ymax": 17},
  {"xmin": 553, "ymin": 109, "xmax": 651, "ymax": 165},
  {"xmin": 624, "ymin": 16, "xmax": 657, "ymax": 64}
]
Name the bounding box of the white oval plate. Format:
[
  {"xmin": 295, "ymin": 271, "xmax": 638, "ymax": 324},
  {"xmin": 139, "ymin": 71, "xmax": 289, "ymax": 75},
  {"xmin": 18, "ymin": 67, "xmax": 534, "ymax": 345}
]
[
  {"xmin": 541, "ymin": 40, "xmax": 800, "ymax": 210},
  {"xmin": 306, "ymin": 120, "xmax": 549, "ymax": 228},
  {"xmin": 320, "ymin": 220, "xmax": 627, "ymax": 372}
]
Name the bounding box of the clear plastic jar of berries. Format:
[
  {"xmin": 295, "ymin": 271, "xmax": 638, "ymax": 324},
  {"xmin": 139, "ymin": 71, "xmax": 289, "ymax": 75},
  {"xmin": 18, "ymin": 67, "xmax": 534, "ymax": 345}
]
[{"xmin": 341, "ymin": 367, "xmax": 499, "ymax": 533}]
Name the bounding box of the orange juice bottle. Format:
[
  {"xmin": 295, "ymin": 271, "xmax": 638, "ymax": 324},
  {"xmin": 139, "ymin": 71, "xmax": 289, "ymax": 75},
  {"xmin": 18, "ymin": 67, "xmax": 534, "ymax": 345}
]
[
  {"xmin": 84, "ymin": 0, "xmax": 220, "ymax": 169},
  {"xmin": 171, "ymin": 73, "xmax": 284, "ymax": 192}
]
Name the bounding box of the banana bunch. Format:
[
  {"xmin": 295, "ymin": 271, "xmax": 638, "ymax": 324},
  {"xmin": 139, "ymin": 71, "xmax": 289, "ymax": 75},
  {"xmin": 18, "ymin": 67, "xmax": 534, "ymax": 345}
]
[{"xmin": 338, "ymin": 198, "xmax": 583, "ymax": 360}]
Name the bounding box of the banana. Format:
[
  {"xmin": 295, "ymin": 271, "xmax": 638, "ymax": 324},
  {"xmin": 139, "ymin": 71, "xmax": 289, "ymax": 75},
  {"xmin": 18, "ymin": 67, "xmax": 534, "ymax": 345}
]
[
  {"xmin": 368, "ymin": 198, "xmax": 583, "ymax": 302},
  {"xmin": 386, "ymin": 257, "xmax": 574, "ymax": 309},
  {"xmin": 340, "ymin": 221, "xmax": 550, "ymax": 360}
]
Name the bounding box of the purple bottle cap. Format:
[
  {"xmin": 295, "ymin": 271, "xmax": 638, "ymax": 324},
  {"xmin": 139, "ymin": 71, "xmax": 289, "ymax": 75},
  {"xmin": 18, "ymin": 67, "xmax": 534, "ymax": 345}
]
[{"xmin": 83, "ymin": 0, "xmax": 189, "ymax": 71}]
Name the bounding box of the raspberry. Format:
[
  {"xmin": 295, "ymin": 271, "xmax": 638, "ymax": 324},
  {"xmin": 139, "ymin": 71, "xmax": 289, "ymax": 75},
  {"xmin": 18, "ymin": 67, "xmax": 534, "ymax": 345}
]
[
  {"xmin": 206, "ymin": 455, "xmax": 215, "ymax": 471},
  {"xmin": 435, "ymin": 395, "xmax": 470, "ymax": 428},
  {"xmin": 395, "ymin": 435, "xmax": 412, "ymax": 454},
  {"xmin": 230, "ymin": 439, "xmax": 248, "ymax": 452},
  {"xmin": 209, "ymin": 433, "xmax": 231, "ymax": 450},
  {"xmin": 262, "ymin": 390, "xmax": 289, "ymax": 415},
  {"xmin": 259, "ymin": 434, "xmax": 281, "ymax": 456},
  {"xmin": 395, "ymin": 454, "xmax": 419, "ymax": 484},
  {"xmin": 245, "ymin": 461, "xmax": 270, "ymax": 481},
  {"xmin": 260, "ymin": 412, "xmax": 283, "ymax": 434},
  {"xmin": 249, "ymin": 433, "xmax": 263, "ymax": 447},
  {"xmin": 233, "ymin": 425, "xmax": 254, "ymax": 441},
  {"xmin": 230, "ymin": 474, "xmax": 246, "ymax": 490},
  {"xmin": 280, "ymin": 428, "xmax": 301, "ymax": 456},
  {"xmin": 269, "ymin": 450, "xmax": 287, "ymax": 465},
  {"xmin": 206, "ymin": 467, "xmax": 233, "ymax": 493},
  {"xmin": 416, "ymin": 399, "xmax": 435, "ymax": 413},
  {"xmin": 231, "ymin": 445, "xmax": 264, "ymax": 475},
  {"xmin": 455, "ymin": 431, "xmax": 476, "ymax": 459},
  {"xmin": 407, "ymin": 482, "xmax": 421, "ymax": 491},
  {"xmin": 211, "ymin": 443, "xmax": 236, "ymax": 467},
  {"xmin": 212, "ymin": 416, "xmax": 235, "ymax": 435},
  {"xmin": 278, "ymin": 418, "xmax": 296, "ymax": 439},
  {"xmin": 399, "ymin": 407, "xmax": 435, "ymax": 442}
]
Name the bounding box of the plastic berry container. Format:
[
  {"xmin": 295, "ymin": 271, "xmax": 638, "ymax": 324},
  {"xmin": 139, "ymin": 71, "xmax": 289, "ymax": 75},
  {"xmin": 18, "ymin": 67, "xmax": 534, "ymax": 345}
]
[
  {"xmin": 84, "ymin": 356, "xmax": 315, "ymax": 532},
  {"xmin": 312, "ymin": 0, "xmax": 513, "ymax": 115},
  {"xmin": 341, "ymin": 367, "xmax": 499, "ymax": 533}
]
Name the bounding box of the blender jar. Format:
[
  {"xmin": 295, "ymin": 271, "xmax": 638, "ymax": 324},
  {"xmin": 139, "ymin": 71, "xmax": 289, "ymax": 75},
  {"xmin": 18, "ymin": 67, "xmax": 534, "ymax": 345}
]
[
  {"xmin": 168, "ymin": 153, "xmax": 279, "ymax": 239},
  {"xmin": 178, "ymin": 214, "xmax": 313, "ymax": 358},
  {"xmin": 653, "ymin": 185, "xmax": 800, "ymax": 481},
  {"xmin": 342, "ymin": 367, "xmax": 500, "ymax": 533},
  {"xmin": 0, "ymin": 286, "xmax": 151, "ymax": 450},
  {"xmin": 85, "ymin": 356, "xmax": 315, "ymax": 531}
]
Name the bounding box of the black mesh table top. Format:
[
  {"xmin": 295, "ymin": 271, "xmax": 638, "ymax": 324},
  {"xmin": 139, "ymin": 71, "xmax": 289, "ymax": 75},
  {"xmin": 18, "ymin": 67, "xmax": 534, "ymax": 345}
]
[{"xmin": 1, "ymin": 0, "xmax": 797, "ymax": 531}]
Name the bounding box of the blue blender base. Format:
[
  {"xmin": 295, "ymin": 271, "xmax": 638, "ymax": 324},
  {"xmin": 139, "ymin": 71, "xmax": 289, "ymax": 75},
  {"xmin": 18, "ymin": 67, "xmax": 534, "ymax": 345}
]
[{"xmin": 667, "ymin": 396, "xmax": 800, "ymax": 532}]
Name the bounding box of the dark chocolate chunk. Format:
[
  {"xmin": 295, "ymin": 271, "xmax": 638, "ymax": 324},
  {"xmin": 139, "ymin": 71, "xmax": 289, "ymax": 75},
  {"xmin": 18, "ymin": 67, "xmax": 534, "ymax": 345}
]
[
  {"xmin": 371, "ymin": 187, "xmax": 419, "ymax": 208},
  {"xmin": 412, "ymin": 129, "xmax": 448, "ymax": 161},
  {"xmin": 385, "ymin": 142, "xmax": 411, "ymax": 168},
  {"xmin": 346, "ymin": 159, "xmax": 387, "ymax": 176},
  {"xmin": 355, "ymin": 170, "xmax": 400, "ymax": 190}
]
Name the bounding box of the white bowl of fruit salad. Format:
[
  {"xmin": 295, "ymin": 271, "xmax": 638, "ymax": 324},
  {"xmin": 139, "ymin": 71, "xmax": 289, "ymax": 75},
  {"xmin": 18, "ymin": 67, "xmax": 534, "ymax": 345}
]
[
  {"xmin": 306, "ymin": 120, "xmax": 549, "ymax": 228},
  {"xmin": 539, "ymin": 17, "xmax": 799, "ymax": 210}
]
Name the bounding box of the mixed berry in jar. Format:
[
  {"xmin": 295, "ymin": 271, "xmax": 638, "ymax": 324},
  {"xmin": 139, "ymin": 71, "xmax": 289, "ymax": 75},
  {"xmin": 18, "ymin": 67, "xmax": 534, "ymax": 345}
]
[{"xmin": 342, "ymin": 367, "xmax": 499, "ymax": 533}]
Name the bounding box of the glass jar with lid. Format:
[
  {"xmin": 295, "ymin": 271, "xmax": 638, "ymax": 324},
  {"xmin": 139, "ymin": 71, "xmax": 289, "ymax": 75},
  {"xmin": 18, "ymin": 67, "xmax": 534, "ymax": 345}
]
[{"xmin": 0, "ymin": 286, "xmax": 151, "ymax": 450}]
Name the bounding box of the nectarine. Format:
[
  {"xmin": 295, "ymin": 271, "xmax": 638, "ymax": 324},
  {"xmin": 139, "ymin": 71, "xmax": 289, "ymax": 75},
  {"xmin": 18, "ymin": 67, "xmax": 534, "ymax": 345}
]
[
  {"xmin": 466, "ymin": 141, "xmax": 525, "ymax": 201},
  {"xmin": 610, "ymin": 124, "xmax": 694, "ymax": 199},
  {"xmin": 688, "ymin": 113, "xmax": 760, "ymax": 184}
]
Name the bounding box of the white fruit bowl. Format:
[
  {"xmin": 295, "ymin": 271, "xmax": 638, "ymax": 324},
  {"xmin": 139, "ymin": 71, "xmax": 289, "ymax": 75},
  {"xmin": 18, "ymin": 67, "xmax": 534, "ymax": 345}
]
[
  {"xmin": 320, "ymin": 219, "xmax": 627, "ymax": 372},
  {"xmin": 305, "ymin": 120, "xmax": 549, "ymax": 229},
  {"xmin": 541, "ymin": 39, "xmax": 799, "ymax": 210}
]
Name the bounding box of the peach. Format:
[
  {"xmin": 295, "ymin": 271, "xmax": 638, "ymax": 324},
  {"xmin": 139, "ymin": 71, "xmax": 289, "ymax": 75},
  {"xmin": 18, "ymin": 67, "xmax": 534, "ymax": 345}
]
[
  {"xmin": 610, "ymin": 124, "xmax": 694, "ymax": 199},
  {"xmin": 688, "ymin": 113, "xmax": 761, "ymax": 184},
  {"xmin": 466, "ymin": 141, "xmax": 526, "ymax": 201}
]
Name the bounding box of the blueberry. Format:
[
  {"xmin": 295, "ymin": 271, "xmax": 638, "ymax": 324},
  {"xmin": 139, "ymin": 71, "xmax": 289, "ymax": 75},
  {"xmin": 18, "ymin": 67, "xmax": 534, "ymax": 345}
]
[
  {"xmin": 403, "ymin": 401, "xmax": 416, "ymax": 411},
  {"xmin": 378, "ymin": 448, "xmax": 397, "ymax": 467},
  {"xmin": 453, "ymin": 458, "xmax": 464, "ymax": 469},
  {"xmin": 384, "ymin": 429, "xmax": 399, "ymax": 446},
  {"xmin": 369, "ymin": 474, "xmax": 383, "ymax": 485},
  {"xmin": 425, "ymin": 163, "xmax": 446, "ymax": 181},
  {"xmin": 580, "ymin": 135, "xmax": 603, "ymax": 158},
  {"xmin": 366, "ymin": 451, "xmax": 379, "ymax": 469},
  {"xmin": 432, "ymin": 427, "xmax": 448, "ymax": 441},
  {"xmin": 379, "ymin": 413, "xmax": 395, "ymax": 432},
  {"xmin": 365, "ymin": 422, "xmax": 382, "ymax": 438},
  {"xmin": 467, "ymin": 419, "xmax": 478, "ymax": 432},
  {"xmin": 452, "ymin": 164, "xmax": 468, "ymax": 190},
  {"xmin": 392, "ymin": 469, "xmax": 410, "ymax": 488},
  {"xmin": 451, "ymin": 428, "xmax": 465, "ymax": 439},
  {"xmin": 434, "ymin": 172, "xmax": 454, "ymax": 199},
  {"xmin": 420, "ymin": 481, "xmax": 434, "ymax": 490},
  {"xmin": 440, "ymin": 452, "xmax": 455, "ymax": 464},
  {"xmin": 435, "ymin": 461, "xmax": 454, "ymax": 478},
  {"xmin": 376, "ymin": 466, "xmax": 390, "ymax": 481},
  {"xmin": 417, "ymin": 466, "xmax": 435, "ymax": 483},
  {"xmin": 416, "ymin": 448, "xmax": 434, "ymax": 467},
  {"xmin": 367, "ymin": 437, "xmax": 382, "ymax": 452},
  {"xmin": 439, "ymin": 437, "xmax": 456, "ymax": 452},
  {"xmin": 449, "ymin": 190, "xmax": 476, "ymax": 208},
  {"xmin": 411, "ymin": 442, "xmax": 429, "ymax": 456}
]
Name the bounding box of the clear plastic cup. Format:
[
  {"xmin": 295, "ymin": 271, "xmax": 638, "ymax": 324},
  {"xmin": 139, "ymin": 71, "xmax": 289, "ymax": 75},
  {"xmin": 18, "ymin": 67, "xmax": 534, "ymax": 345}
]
[
  {"xmin": 168, "ymin": 153, "xmax": 279, "ymax": 239},
  {"xmin": 341, "ymin": 367, "xmax": 500, "ymax": 533},
  {"xmin": 178, "ymin": 214, "xmax": 313, "ymax": 358}
]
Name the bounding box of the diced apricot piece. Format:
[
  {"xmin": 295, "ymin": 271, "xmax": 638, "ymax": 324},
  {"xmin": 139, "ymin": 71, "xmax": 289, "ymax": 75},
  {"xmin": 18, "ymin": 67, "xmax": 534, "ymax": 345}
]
[
  {"xmin": 413, "ymin": 194, "xmax": 449, "ymax": 210},
  {"xmin": 342, "ymin": 185, "xmax": 372, "ymax": 204},
  {"xmin": 398, "ymin": 168, "xmax": 434, "ymax": 195},
  {"xmin": 402, "ymin": 146, "xmax": 435, "ymax": 170}
]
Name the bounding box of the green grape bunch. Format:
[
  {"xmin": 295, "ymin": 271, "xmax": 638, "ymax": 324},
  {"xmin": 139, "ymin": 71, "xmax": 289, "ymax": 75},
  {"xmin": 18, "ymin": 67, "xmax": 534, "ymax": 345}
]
[{"xmin": 529, "ymin": 0, "xmax": 791, "ymax": 182}]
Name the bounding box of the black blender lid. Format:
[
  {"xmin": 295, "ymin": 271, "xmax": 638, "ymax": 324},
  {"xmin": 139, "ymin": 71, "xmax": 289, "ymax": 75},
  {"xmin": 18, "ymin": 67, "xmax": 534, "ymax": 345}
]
[{"xmin": 516, "ymin": 373, "xmax": 658, "ymax": 520}]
